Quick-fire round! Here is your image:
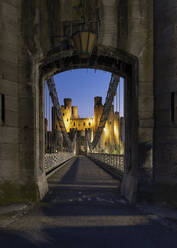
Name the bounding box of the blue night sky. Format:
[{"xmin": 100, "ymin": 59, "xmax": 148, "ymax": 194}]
[{"xmin": 53, "ymin": 69, "xmax": 124, "ymax": 118}]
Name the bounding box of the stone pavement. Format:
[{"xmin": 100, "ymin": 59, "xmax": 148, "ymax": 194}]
[{"xmin": 0, "ymin": 156, "xmax": 177, "ymax": 247}]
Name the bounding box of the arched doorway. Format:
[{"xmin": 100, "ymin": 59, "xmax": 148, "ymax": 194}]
[{"xmin": 37, "ymin": 45, "xmax": 138, "ymax": 200}]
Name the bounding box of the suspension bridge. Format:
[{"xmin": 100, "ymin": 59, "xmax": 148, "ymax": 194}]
[
  {"xmin": 44, "ymin": 74, "xmax": 124, "ymax": 178},
  {"xmin": 1, "ymin": 78, "xmax": 176, "ymax": 247}
]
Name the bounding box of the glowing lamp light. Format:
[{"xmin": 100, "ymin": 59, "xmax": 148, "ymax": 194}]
[
  {"xmin": 114, "ymin": 125, "xmax": 118, "ymax": 137},
  {"xmin": 104, "ymin": 127, "xmax": 109, "ymax": 136},
  {"xmin": 72, "ymin": 31, "xmax": 96, "ymax": 56}
]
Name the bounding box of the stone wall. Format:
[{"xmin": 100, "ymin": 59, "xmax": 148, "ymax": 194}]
[
  {"xmin": 0, "ymin": 0, "xmax": 21, "ymax": 205},
  {"xmin": 118, "ymin": 0, "xmax": 154, "ymax": 175},
  {"xmin": 0, "ymin": 0, "xmax": 154, "ymax": 204},
  {"xmin": 154, "ymin": 0, "xmax": 177, "ymax": 185},
  {"xmin": 0, "ymin": 0, "xmax": 49, "ymax": 206}
]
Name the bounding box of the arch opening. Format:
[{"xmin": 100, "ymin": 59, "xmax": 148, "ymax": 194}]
[
  {"xmin": 44, "ymin": 69, "xmax": 124, "ymax": 157},
  {"xmin": 38, "ymin": 46, "xmax": 138, "ymax": 185}
]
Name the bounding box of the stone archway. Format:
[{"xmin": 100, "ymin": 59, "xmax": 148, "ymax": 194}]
[
  {"xmin": 0, "ymin": 0, "xmax": 154, "ymax": 205},
  {"xmin": 37, "ymin": 45, "xmax": 139, "ymax": 202}
]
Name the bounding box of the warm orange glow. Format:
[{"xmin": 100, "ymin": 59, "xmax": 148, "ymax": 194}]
[
  {"xmin": 54, "ymin": 97, "xmax": 122, "ymax": 153},
  {"xmin": 114, "ymin": 125, "xmax": 118, "ymax": 137},
  {"xmin": 104, "ymin": 126, "xmax": 109, "ymax": 136}
]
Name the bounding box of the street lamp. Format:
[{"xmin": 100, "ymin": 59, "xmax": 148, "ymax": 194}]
[
  {"xmin": 52, "ymin": 1, "xmax": 99, "ymax": 57},
  {"xmin": 71, "ymin": 0, "xmax": 99, "ymax": 57}
]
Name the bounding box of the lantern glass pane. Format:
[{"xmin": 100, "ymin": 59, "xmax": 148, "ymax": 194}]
[
  {"xmin": 81, "ymin": 32, "xmax": 89, "ymax": 53},
  {"xmin": 88, "ymin": 33, "xmax": 96, "ymax": 54}
]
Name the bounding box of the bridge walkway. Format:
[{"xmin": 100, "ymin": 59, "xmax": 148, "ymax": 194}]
[{"xmin": 1, "ymin": 156, "xmax": 177, "ymax": 247}]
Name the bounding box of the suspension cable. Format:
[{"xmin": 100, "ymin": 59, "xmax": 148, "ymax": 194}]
[
  {"xmin": 45, "ymin": 82, "xmax": 46, "ymax": 119},
  {"xmin": 49, "ymin": 94, "xmax": 51, "ymax": 131},
  {"xmin": 119, "ymin": 80, "xmax": 120, "ymax": 121},
  {"xmin": 47, "ymin": 77, "xmax": 73, "ymax": 152},
  {"xmin": 86, "ymin": 74, "xmax": 120, "ymax": 151},
  {"xmin": 118, "ymin": 80, "xmax": 121, "ymax": 170},
  {"xmin": 49, "ymin": 94, "xmax": 51, "ymax": 151},
  {"xmin": 116, "ymin": 86, "xmax": 118, "ymax": 113},
  {"xmin": 46, "ymin": 82, "xmax": 47, "ymax": 121}
]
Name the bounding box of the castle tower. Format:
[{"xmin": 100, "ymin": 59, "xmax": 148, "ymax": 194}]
[
  {"xmin": 72, "ymin": 106, "xmax": 79, "ymax": 119},
  {"xmin": 62, "ymin": 98, "xmax": 72, "ymax": 132},
  {"xmin": 94, "ymin": 96, "xmax": 102, "ymax": 106},
  {"xmin": 94, "ymin": 97, "xmax": 103, "ymax": 133},
  {"xmin": 100, "ymin": 104, "xmax": 115, "ymax": 153},
  {"xmin": 64, "ymin": 98, "xmax": 72, "ymax": 109}
]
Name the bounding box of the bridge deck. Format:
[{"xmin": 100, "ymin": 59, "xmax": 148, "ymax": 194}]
[{"xmin": 1, "ymin": 156, "xmax": 177, "ymax": 247}]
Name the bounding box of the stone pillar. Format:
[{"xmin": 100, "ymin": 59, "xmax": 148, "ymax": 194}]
[
  {"xmin": 0, "ymin": 0, "xmax": 47, "ymax": 205},
  {"xmin": 154, "ymin": 0, "xmax": 177, "ymax": 202}
]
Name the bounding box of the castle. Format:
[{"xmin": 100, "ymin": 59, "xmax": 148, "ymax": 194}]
[{"xmin": 50, "ymin": 97, "xmax": 124, "ymax": 154}]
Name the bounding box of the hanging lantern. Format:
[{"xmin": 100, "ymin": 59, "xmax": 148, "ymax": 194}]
[{"xmin": 72, "ymin": 31, "xmax": 96, "ymax": 56}]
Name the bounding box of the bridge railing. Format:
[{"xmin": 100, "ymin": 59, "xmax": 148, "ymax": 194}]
[
  {"xmin": 44, "ymin": 152, "xmax": 75, "ymax": 174},
  {"xmin": 87, "ymin": 153, "xmax": 124, "ymax": 175}
]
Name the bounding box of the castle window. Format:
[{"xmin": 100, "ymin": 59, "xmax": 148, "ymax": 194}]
[
  {"xmin": 63, "ymin": 113, "xmax": 65, "ymax": 116},
  {"xmin": 74, "ymin": 122, "xmax": 75, "ymax": 126},
  {"xmin": 110, "ymin": 121, "xmax": 112, "ymax": 125},
  {"xmin": 83, "ymin": 122, "xmax": 85, "ymax": 126},
  {"xmin": 89, "ymin": 122, "xmax": 91, "ymax": 126}
]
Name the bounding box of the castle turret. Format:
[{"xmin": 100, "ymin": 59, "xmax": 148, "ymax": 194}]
[
  {"xmin": 62, "ymin": 98, "xmax": 72, "ymax": 132},
  {"xmin": 94, "ymin": 96, "xmax": 102, "ymax": 106},
  {"xmin": 94, "ymin": 96, "xmax": 103, "ymax": 133},
  {"xmin": 72, "ymin": 106, "xmax": 79, "ymax": 119},
  {"xmin": 64, "ymin": 98, "xmax": 72, "ymax": 109}
]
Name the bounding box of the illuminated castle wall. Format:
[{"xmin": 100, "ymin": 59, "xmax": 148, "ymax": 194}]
[
  {"xmin": 93, "ymin": 97, "xmax": 120, "ymax": 153},
  {"xmin": 52, "ymin": 97, "xmax": 122, "ymax": 153}
]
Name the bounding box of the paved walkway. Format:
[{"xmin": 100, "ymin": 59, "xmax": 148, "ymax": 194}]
[{"xmin": 1, "ymin": 156, "xmax": 177, "ymax": 247}]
